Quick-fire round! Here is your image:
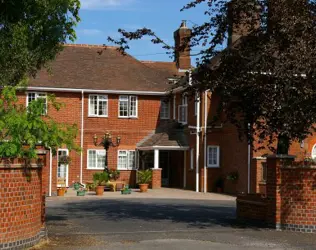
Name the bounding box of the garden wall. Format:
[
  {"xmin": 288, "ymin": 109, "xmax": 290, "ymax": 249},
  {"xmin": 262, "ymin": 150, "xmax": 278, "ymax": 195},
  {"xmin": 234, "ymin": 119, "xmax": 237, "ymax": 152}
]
[
  {"xmin": 237, "ymin": 155, "xmax": 316, "ymax": 233},
  {"xmin": 0, "ymin": 153, "xmax": 47, "ymax": 249}
]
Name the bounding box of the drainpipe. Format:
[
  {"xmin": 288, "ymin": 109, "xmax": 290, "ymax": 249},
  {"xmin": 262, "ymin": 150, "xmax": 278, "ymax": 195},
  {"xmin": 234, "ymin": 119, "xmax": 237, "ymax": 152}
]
[
  {"xmin": 203, "ymin": 90, "xmax": 209, "ymax": 193},
  {"xmin": 196, "ymin": 91, "xmax": 201, "ymax": 192},
  {"xmin": 80, "ymin": 90, "xmax": 84, "ymax": 184},
  {"xmin": 247, "ymin": 123, "xmax": 251, "ymax": 193},
  {"xmin": 48, "ymin": 147, "xmax": 52, "ymax": 197}
]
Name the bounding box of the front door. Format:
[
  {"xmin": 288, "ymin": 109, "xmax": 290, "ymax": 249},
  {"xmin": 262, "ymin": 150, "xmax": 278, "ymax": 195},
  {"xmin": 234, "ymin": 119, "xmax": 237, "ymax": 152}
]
[{"xmin": 57, "ymin": 149, "xmax": 69, "ymax": 187}]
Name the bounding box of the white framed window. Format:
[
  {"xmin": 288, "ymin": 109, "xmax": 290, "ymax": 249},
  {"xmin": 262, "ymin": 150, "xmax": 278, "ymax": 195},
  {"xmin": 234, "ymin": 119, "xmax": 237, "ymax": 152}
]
[
  {"xmin": 178, "ymin": 94, "xmax": 188, "ymax": 124},
  {"xmin": 117, "ymin": 150, "xmax": 136, "ymax": 170},
  {"xmin": 160, "ymin": 99, "xmax": 170, "ymax": 119},
  {"xmin": 87, "ymin": 149, "xmax": 106, "ymax": 170},
  {"xmin": 119, "ymin": 95, "xmax": 138, "ymax": 118},
  {"xmin": 190, "ymin": 148, "xmax": 194, "ymax": 170},
  {"xmin": 26, "ymin": 92, "xmax": 47, "ymax": 115},
  {"xmin": 207, "ymin": 146, "xmax": 220, "ymax": 168},
  {"xmin": 88, "ymin": 95, "xmax": 108, "ymax": 117}
]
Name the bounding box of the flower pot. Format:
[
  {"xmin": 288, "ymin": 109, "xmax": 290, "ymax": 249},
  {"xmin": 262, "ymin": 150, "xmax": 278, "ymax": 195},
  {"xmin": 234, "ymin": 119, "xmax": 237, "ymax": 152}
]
[
  {"xmin": 95, "ymin": 186, "xmax": 104, "ymax": 196},
  {"xmin": 139, "ymin": 183, "xmax": 149, "ymax": 193},
  {"xmin": 74, "ymin": 183, "xmax": 80, "ymax": 190},
  {"xmin": 77, "ymin": 190, "xmax": 86, "ymax": 196},
  {"xmin": 216, "ymin": 187, "xmax": 223, "ymax": 193},
  {"xmin": 57, "ymin": 188, "xmax": 65, "ymax": 196}
]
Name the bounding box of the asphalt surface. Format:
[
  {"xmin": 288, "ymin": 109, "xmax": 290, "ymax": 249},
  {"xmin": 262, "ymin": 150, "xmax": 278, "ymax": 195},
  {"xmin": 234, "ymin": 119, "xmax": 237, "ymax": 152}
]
[{"xmin": 38, "ymin": 196, "xmax": 316, "ymax": 250}]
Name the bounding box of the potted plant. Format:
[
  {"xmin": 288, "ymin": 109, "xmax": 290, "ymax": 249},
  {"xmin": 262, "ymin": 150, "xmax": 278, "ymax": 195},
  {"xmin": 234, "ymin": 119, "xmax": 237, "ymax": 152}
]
[
  {"xmin": 121, "ymin": 184, "xmax": 132, "ymax": 195},
  {"xmin": 57, "ymin": 187, "xmax": 65, "ymax": 196},
  {"xmin": 93, "ymin": 172, "xmax": 109, "ymax": 196},
  {"xmin": 73, "ymin": 182, "xmax": 81, "ymax": 190},
  {"xmin": 215, "ymin": 177, "xmax": 224, "ymax": 193},
  {"xmin": 108, "ymin": 169, "xmax": 120, "ymax": 181},
  {"xmin": 77, "ymin": 187, "xmax": 86, "ymax": 196},
  {"xmin": 137, "ymin": 169, "xmax": 152, "ymax": 193}
]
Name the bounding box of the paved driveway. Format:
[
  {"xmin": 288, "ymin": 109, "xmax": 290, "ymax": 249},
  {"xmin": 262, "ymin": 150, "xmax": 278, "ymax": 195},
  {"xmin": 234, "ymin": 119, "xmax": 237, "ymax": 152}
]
[{"xmin": 39, "ymin": 189, "xmax": 316, "ymax": 250}]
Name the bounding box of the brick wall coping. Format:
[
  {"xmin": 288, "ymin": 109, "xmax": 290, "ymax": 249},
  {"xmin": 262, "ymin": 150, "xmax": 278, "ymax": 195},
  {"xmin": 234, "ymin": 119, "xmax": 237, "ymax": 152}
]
[
  {"xmin": 0, "ymin": 164, "xmax": 43, "ymax": 169},
  {"xmin": 281, "ymin": 165, "xmax": 316, "ymax": 170},
  {"xmin": 237, "ymin": 199, "xmax": 267, "ymax": 206},
  {"xmin": 267, "ymin": 154, "xmax": 296, "ymax": 159},
  {"xmin": 253, "ymin": 157, "xmax": 267, "ymax": 160},
  {"xmin": 151, "ymin": 168, "xmax": 162, "ymax": 170}
]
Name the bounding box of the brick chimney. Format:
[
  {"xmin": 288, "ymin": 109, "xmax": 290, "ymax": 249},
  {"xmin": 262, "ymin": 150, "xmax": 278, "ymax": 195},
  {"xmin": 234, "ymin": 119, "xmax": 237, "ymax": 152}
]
[
  {"xmin": 227, "ymin": 0, "xmax": 260, "ymax": 46},
  {"xmin": 174, "ymin": 20, "xmax": 192, "ymax": 71}
]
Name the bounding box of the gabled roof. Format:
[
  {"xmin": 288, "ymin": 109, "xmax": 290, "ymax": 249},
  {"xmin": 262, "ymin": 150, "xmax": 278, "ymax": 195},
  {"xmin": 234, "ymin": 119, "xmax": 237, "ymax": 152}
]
[
  {"xmin": 29, "ymin": 44, "xmax": 180, "ymax": 92},
  {"xmin": 137, "ymin": 121, "xmax": 189, "ymax": 149}
]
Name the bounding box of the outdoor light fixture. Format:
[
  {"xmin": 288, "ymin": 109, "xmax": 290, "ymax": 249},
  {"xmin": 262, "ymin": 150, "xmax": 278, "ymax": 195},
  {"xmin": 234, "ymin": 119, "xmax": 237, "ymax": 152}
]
[{"xmin": 93, "ymin": 132, "xmax": 121, "ymax": 170}]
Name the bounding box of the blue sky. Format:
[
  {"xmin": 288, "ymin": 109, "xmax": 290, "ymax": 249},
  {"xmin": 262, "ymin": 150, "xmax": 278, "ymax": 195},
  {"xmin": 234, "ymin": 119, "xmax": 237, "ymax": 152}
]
[{"xmin": 76, "ymin": 0, "xmax": 207, "ymax": 62}]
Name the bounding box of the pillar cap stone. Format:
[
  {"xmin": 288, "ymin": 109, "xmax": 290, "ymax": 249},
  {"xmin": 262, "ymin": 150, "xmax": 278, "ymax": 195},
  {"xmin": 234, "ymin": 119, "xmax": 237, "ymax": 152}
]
[
  {"xmin": 266, "ymin": 154, "xmax": 296, "ymax": 159},
  {"xmin": 151, "ymin": 168, "xmax": 162, "ymax": 170}
]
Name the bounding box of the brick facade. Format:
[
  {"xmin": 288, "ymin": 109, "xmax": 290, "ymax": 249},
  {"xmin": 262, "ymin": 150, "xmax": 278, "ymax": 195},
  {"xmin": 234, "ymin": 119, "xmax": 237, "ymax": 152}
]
[{"xmin": 0, "ymin": 156, "xmax": 46, "ymax": 249}]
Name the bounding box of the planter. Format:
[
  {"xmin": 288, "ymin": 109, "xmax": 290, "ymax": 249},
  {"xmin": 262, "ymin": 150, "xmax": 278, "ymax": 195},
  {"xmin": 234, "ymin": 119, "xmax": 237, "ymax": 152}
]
[
  {"xmin": 57, "ymin": 188, "xmax": 65, "ymax": 196},
  {"xmin": 95, "ymin": 186, "xmax": 104, "ymax": 196},
  {"xmin": 77, "ymin": 190, "xmax": 86, "ymax": 196},
  {"xmin": 216, "ymin": 187, "xmax": 223, "ymax": 193},
  {"xmin": 74, "ymin": 183, "xmax": 80, "ymax": 190},
  {"xmin": 121, "ymin": 189, "xmax": 131, "ymax": 195},
  {"xmin": 139, "ymin": 183, "xmax": 149, "ymax": 193}
]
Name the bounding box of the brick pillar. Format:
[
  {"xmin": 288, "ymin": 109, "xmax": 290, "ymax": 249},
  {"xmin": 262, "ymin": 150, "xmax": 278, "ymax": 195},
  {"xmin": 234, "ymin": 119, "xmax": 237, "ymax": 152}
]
[
  {"xmin": 266, "ymin": 155, "xmax": 295, "ymax": 229},
  {"xmin": 151, "ymin": 168, "xmax": 162, "ymax": 189}
]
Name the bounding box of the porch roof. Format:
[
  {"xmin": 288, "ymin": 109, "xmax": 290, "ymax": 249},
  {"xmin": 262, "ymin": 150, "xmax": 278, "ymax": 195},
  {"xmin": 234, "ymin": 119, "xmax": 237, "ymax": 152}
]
[{"xmin": 137, "ymin": 123, "xmax": 189, "ymax": 151}]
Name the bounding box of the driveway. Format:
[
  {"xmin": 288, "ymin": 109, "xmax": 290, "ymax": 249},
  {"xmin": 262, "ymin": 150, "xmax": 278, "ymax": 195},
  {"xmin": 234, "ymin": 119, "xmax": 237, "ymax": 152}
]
[{"xmin": 39, "ymin": 189, "xmax": 316, "ymax": 250}]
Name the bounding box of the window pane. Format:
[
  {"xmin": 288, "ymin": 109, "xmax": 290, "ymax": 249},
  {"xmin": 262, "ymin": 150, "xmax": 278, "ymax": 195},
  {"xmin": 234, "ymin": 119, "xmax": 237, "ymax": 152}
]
[
  {"xmin": 89, "ymin": 96, "xmax": 98, "ymax": 115},
  {"xmin": 118, "ymin": 151, "xmax": 128, "ymax": 169},
  {"xmin": 88, "ymin": 150, "xmax": 96, "ymax": 168},
  {"xmin": 160, "ymin": 99, "xmax": 170, "ymax": 119},
  {"xmin": 99, "ymin": 100, "xmax": 108, "ymax": 116},
  {"xmin": 119, "ymin": 96, "xmax": 129, "ymax": 117},
  {"xmin": 208, "ymin": 147, "xmax": 218, "ymax": 166},
  {"xmin": 97, "ymin": 150, "xmax": 106, "ymax": 169},
  {"xmin": 129, "ymin": 96, "xmax": 137, "ymax": 117},
  {"xmin": 128, "ymin": 151, "xmax": 136, "ymax": 170},
  {"xmin": 28, "ymin": 93, "xmax": 36, "ymax": 104}
]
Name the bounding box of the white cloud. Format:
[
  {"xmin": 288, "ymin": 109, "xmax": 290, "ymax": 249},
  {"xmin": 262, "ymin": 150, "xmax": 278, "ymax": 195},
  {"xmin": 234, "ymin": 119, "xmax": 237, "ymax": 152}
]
[
  {"xmin": 81, "ymin": 0, "xmax": 135, "ymax": 10},
  {"xmin": 77, "ymin": 29, "xmax": 104, "ymax": 36}
]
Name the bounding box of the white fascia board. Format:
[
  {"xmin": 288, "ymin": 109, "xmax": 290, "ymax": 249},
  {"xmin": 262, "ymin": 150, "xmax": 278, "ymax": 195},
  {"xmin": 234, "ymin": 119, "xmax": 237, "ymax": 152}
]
[{"xmin": 25, "ymin": 86, "xmax": 167, "ymax": 96}]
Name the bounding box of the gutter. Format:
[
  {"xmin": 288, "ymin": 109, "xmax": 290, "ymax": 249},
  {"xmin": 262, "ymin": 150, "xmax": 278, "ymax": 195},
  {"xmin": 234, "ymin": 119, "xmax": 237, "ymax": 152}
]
[
  {"xmin": 26, "ymin": 86, "xmax": 166, "ymax": 96},
  {"xmin": 195, "ymin": 91, "xmax": 201, "ymax": 193},
  {"xmin": 80, "ymin": 90, "xmax": 84, "ymax": 184},
  {"xmin": 49, "ymin": 147, "xmax": 52, "ymax": 197},
  {"xmin": 203, "ymin": 90, "xmax": 210, "ymax": 193}
]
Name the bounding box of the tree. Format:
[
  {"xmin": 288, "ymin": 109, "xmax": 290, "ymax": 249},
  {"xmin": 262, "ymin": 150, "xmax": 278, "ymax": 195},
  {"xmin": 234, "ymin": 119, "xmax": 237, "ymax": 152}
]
[
  {"xmin": 0, "ymin": 0, "xmax": 81, "ymax": 161},
  {"xmin": 0, "ymin": 85, "xmax": 80, "ymax": 161},
  {"xmin": 0, "ymin": 0, "xmax": 80, "ymax": 87},
  {"xmin": 108, "ymin": 0, "xmax": 316, "ymax": 154}
]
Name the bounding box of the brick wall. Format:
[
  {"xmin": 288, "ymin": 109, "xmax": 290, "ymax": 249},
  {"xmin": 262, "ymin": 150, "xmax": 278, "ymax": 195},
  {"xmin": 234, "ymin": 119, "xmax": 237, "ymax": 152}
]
[
  {"xmin": 0, "ymin": 162, "xmax": 46, "ymax": 249},
  {"xmin": 152, "ymin": 168, "xmax": 162, "ymax": 189},
  {"xmin": 237, "ymin": 155, "xmax": 316, "ymax": 233}
]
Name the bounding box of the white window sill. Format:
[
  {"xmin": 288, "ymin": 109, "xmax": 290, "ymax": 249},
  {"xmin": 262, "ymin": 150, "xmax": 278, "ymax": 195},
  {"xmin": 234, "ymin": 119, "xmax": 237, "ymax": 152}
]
[
  {"xmin": 160, "ymin": 117, "xmax": 170, "ymax": 120},
  {"xmin": 207, "ymin": 165, "xmax": 220, "ymax": 168},
  {"xmin": 87, "ymin": 168, "xmax": 105, "ymax": 170},
  {"xmin": 88, "ymin": 115, "xmax": 108, "ymax": 118},
  {"xmin": 117, "ymin": 168, "xmax": 137, "ymax": 171},
  {"xmin": 118, "ymin": 116, "xmax": 138, "ymax": 119}
]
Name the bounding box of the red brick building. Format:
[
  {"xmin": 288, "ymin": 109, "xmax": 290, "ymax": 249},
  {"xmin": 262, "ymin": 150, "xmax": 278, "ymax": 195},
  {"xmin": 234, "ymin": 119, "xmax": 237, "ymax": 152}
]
[{"xmin": 18, "ymin": 18, "xmax": 316, "ymax": 196}]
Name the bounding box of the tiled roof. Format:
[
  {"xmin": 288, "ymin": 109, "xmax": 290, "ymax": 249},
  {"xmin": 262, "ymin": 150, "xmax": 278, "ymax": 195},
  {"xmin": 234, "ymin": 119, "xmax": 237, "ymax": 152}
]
[
  {"xmin": 137, "ymin": 121, "xmax": 189, "ymax": 148},
  {"xmin": 29, "ymin": 44, "xmax": 179, "ymax": 92}
]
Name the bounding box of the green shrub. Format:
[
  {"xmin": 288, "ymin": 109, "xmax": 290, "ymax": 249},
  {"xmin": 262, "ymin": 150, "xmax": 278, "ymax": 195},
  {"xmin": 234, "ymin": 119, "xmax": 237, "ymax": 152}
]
[
  {"xmin": 93, "ymin": 172, "xmax": 109, "ymax": 186},
  {"xmin": 137, "ymin": 170, "xmax": 152, "ymax": 184}
]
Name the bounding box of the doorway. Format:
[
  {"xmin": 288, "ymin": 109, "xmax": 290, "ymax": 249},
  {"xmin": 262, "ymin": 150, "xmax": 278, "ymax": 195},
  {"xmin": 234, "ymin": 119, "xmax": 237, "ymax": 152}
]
[{"xmin": 57, "ymin": 149, "xmax": 69, "ymax": 187}]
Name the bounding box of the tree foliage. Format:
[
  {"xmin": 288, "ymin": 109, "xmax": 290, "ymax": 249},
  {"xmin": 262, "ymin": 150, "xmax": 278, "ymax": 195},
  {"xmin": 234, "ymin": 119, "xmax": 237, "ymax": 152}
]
[
  {"xmin": 0, "ymin": 0, "xmax": 80, "ymax": 87},
  {"xmin": 0, "ymin": 85, "xmax": 80, "ymax": 160},
  {"xmin": 109, "ymin": 0, "xmax": 316, "ymax": 153}
]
